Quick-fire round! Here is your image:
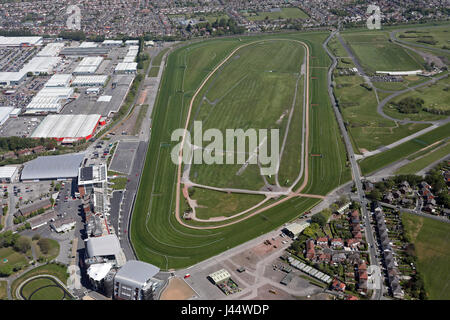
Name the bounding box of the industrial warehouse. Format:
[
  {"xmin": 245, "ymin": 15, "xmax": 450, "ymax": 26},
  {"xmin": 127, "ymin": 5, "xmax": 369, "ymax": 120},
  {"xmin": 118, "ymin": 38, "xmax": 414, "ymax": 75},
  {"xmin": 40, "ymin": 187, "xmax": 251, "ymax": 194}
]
[{"xmin": 30, "ymin": 114, "xmax": 102, "ymax": 141}]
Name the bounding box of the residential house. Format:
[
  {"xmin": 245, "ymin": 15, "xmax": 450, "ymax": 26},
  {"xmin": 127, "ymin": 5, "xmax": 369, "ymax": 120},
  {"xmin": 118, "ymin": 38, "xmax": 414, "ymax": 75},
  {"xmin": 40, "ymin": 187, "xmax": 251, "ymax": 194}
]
[
  {"xmin": 346, "ymin": 238, "xmax": 360, "ymax": 248},
  {"xmin": 317, "ymin": 237, "xmax": 328, "ymax": 247},
  {"xmin": 305, "ymin": 239, "xmax": 315, "ymax": 260},
  {"xmin": 331, "ymin": 279, "xmax": 346, "ymax": 292},
  {"xmin": 331, "ymin": 238, "xmax": 344, "ymax": 248}
]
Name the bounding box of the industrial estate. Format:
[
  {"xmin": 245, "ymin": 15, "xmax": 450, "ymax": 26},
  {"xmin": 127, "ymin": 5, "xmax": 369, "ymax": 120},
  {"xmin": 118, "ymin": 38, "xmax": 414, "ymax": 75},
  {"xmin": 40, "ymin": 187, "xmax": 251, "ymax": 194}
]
[{"xmin": 0, "ymin": 0, "xmax": 448, "ymax": 306}]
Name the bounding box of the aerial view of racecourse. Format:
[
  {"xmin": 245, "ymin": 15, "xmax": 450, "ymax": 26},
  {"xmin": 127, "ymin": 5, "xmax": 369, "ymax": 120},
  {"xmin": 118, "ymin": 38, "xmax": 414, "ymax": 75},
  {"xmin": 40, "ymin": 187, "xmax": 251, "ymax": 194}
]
[{"xmin": 0, "ymin": 0, "xmax": 448, "ymax": 314}]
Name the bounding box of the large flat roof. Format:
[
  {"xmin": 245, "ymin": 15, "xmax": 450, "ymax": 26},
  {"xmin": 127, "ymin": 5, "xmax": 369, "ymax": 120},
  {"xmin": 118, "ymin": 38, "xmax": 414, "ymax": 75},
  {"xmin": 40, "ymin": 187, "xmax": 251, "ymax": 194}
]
[
  {"xmin": 31, "ymin": 114, "xmax": 101, "ymax": 139},
  {"xmin": 86, "ymin": 234, "xmax": 121, "ymax": 258},
  {"xmin": 0, "ymin": 36, "xmax": 42, "ymax": 46},
  {"xmin": 21, "ymin": 153, "xmax": 85, "ymax": 180},
  {"xmin": 115, "ymin": 260, "xmax": 160, "ymax": 287}
]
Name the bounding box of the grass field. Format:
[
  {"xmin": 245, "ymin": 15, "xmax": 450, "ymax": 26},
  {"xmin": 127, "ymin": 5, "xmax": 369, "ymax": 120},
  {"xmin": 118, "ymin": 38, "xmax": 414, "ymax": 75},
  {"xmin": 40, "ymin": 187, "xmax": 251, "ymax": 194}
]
[
  {"xmin": 33, "ymin": 238, "xmax": 60, "ymax": 261},
  {"xmin": 130, "ymin": 31, "xmax": 350, "ymax": 270},
  {"xmin": 148, "ymin": 66, "xmax": 160, "ymax": 77},
  {"xmin": 342, "ymin": 32, "xmax": 424, "ymax": 74},
  {"xmin": 190, "ymin": 188, "xmax": 266, "ymax": 220},
  {"xmin": 150, "ymin": 48, "xmax": 170, "ymax": 69},
  {"xmin": 188, "ymin": 40, "xmax": 304, "ymax": 190},
  {"xmin": 397, "ymin": 26, "xmax": 450, "ymax": 50},
  {"xmin": 0, "ymin": 247, "xmax": 29, "ymax": 271},
  {"xmin": 245, "ymin": 7, "xmax": 309, "ymax": 21},
  {"xmin": 0, "ymin": 280, "xmax": 6, "ymax": 300},
  {"xmin": 395, "ymin": 142, "xmax": 450, "ymax": 175},
  {"xmin": 333, "ymin": 73, "xmax": 429, "ymax": 152},
  {"xmin": 11, "ymin": 263, "xmax": 70, "ymax": 300},
  {"xmin": 401, "ymin": 212, "xmax": 450, "ymax": 300},
  {"xmin": 359, "ymin": 122, "xmax": 450, "ymax": 175},
  {"xmin": 383, "ymin": 76, "xmax": 450, "ymax": 121},
  {"xmin": 20, "ymin": 276, "xmax": 72, "ymax": 300},
  {"xmin": 132, "ymin": 104, "xmax": 149, "ymax": 135}
]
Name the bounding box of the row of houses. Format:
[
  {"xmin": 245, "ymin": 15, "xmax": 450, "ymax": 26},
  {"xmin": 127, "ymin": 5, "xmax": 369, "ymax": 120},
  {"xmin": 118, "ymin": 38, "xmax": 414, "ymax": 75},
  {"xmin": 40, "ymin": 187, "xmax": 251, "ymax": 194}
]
[{"xmin": 373, "ymin": 204, "xmax": 405, "ymax": 299}]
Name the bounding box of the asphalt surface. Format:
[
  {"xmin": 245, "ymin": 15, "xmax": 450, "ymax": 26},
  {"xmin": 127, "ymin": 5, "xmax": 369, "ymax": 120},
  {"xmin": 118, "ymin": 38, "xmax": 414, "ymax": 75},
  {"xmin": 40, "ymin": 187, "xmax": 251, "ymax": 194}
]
[{"xmin": 323, "ymin": 30, "xmax": 384, "ymax": 300}]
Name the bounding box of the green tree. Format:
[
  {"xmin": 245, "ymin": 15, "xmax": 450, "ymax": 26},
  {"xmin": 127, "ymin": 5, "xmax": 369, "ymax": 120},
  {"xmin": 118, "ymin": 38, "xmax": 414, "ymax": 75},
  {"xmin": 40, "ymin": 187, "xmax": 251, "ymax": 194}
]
[{"xmin": 14, "ymin": 236, "xmax": 31, "ymax": 253}]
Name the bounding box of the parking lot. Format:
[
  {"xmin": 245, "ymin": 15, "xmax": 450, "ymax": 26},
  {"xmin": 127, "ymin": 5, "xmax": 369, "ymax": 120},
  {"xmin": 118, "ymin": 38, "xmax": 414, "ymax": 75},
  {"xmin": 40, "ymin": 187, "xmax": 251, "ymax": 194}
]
[{"xmin": 0, "ymin": 116, "xmax": 43, "ymax": 137}]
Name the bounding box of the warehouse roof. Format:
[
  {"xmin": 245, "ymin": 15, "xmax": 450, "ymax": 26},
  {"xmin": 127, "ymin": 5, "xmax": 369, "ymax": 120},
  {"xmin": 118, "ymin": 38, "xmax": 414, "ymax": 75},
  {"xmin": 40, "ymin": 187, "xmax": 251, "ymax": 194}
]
[
  {"xmin": 0, "ymin": 36, "xmax": 42, "ymax": 46},
  {"xmin": 21, "ymin": 153, "xmax": 85, "ymax": 180},
  {"xmin": 31, "ymin": 114, "xmax": 101, "ymax": 139},
  {"xmin": 72, "ymin": 75, "xmax": 108, "ymax": 86},
  {"xmin": 0, "ymin": 166, "xmax": 18, "ymax": 179},
  {"xmin": 44, "ymin": 74, "xmax": 72, "ymax": 87},
  {"xmin": 37, "ymin": 43, "xmax": 65, "ymax": 57},
  {"xmin": 115, "ymin": 62, "xmax": 137, "ymax": 72},
  {"xmin": 102, "ymin": 40, "xmax": 123, "ymax": 46},
  {"xmin": 22, "ymin": 56, "xmax": 61, "ymax": 74},
  {"xmin": 115, "ymin": 260, "xmax": 160, "ymax": 287}
]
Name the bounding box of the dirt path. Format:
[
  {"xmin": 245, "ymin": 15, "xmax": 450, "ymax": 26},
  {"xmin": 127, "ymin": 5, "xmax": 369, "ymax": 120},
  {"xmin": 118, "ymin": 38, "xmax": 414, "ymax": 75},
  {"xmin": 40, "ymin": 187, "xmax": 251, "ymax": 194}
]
[{"xmin": 174, "ymin": 39, "xmax": 312, "ymax": 229}]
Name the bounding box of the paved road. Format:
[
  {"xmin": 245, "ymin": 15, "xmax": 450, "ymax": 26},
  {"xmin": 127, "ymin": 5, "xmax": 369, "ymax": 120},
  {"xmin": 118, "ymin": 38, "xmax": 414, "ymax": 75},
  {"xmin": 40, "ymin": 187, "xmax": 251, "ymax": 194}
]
[
  {"xmin": 376, "ymin": 73, "xmax": 450, "ymax": 124},
  {"xmin": 323, "ymin": 29, "xmax": 383, "ymax": 300}
]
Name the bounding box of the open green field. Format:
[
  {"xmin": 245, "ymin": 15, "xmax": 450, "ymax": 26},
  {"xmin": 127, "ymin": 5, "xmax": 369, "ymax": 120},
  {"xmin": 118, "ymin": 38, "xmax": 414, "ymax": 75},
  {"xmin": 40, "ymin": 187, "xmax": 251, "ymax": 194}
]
[
  {"xmin": 333, "ymin": 73, "xmax": 429, "ymax": 152},
  {"xmin": 395, "ymin": 142, "xmax": 450, "ymax": 175},
  {"xmin": 150, "ymin": 47, "xmax": 170, "ymax": 69},
  {"xmin": 397, "ymin": 26, "xmax": 450, "ymax": 50},
  {"xmin": 190, "ymin": 188, "xmax": 266, "ymax": 220},
  {"xmin": 188, "ymin": 40, "xmax": 304, "ymax": 190},
  {"xmin": 148, "ymin": 66, "xmax": 159, "ymax": 77},
  {"xmin": 130, "ymin": 31, "xmax": 350, "ymax": 270},
  {"xmin": 384, "ymin": 76, "xmax": 450, "ymax": 121},
  {"xmin": 20, "ymin": 276, "xmax": 73, "ymax": 300},
  {"xmin": 401, "ymin": 213, "xmax": 450, "ymax": 300},
  {"xmin": 33, "ymin": 238, "xmax": 60, "ymax": 261},
  {"xmin": 11, "ymin": 263, "xmax": 70, "ymax": 300},
  {"xmin": 110, "ymin": 176, "xmax": 128, "ymax": 190},
  {"xmin": 342, "ymin": 32, "xmax": 424, "ymax": 74},
  {"xmin": 245, "ymin": 7, "xmax": 309, "ymax": 21},
  {"xmin": 0, "ymin": 280, "xmax": 6, "ymax": 300},
  {"xmin": 359, "ymin": 122, "xmax": 450, "ymax": 175},
  {"xmin": 0, "ymin": 247, "xmax": 29, "ymax": 271}
]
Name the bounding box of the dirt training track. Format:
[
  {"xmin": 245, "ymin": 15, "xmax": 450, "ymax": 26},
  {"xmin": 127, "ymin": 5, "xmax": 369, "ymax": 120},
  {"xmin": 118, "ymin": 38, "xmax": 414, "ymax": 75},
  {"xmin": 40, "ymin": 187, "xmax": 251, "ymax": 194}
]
[{"xmin": 174, "ymin": 39, "xmax": 313, "ymax": 230}]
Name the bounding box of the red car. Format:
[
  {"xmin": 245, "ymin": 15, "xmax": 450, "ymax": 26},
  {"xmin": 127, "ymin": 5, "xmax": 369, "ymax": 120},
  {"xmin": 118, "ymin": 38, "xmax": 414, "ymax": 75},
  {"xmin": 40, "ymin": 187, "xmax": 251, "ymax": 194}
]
[{"xmin": 184, "ymin": 274, "xmax": 191, "ymax": 279}]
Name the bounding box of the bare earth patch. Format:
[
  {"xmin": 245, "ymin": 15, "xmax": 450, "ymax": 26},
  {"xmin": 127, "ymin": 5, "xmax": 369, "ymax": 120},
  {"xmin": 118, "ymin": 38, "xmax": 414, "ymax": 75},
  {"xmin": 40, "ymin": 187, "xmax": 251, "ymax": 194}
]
[{"xmin": 160, "ymin": 277, "xmax": 197, "ymax": 300}]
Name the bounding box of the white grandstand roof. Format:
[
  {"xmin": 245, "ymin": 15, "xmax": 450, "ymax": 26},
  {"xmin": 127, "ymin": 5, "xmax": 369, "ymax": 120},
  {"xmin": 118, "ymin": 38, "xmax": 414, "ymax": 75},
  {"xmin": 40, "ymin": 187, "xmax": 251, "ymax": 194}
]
[
  {"xmin": 37, "ymin": 42, "xmax": 65, "ymax": 57},
  {"xmin": 86, "ymin": 234, "xmax": 122, "ymax": 258},
  {"xmin": 44, "ymin": 74, "xmax": 72, "ymax": 87},
  {"xmin": 31, "ymin": 114, "xmax": 101, "ymax": 139},
  {"xmin": 87, "ymin": 262, "xmax": 113, "ymax": 282}
]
